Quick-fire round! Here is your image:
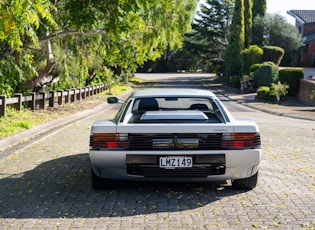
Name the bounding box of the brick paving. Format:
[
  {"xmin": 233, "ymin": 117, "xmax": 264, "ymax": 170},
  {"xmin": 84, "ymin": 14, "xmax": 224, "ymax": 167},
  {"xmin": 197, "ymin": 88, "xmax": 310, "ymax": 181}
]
[{"xmin": 0, "ymin": 77, "xmax": 315, "ymax": 229}]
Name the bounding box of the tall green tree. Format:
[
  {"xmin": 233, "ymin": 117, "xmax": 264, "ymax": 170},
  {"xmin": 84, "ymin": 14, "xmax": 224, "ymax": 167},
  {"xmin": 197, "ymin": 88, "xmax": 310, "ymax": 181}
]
[
  {"xmin": 193, "ymin": 0, "xmax": 233, "ymax": 59},
  {"xmin": 252, "ymin": 14, "xmax": 302, "ymax": 66},
  {"xmin": 252, "ymin": 0, "xmax": 266, "ymax": 45},
  {"xmin": 159, "ymin": 0, "xmax": 233, "ymax": 72},
  {"xmin": 252, "ymin": 0, "xmax": 266, "ymax": 19},
  {"xmin": 225, "ymin": 0, "xmax": 245, "ymax": 77},
  {"xmin": 244, "ymin": 0, "xmax": 253, "ymax": 48}
]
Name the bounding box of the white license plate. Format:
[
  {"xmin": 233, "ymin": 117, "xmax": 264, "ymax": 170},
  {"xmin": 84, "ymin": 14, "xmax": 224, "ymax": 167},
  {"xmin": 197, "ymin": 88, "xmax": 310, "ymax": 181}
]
[{"xmin": 159, "ymin": 156, "xmax": 193, "ymax": 169}]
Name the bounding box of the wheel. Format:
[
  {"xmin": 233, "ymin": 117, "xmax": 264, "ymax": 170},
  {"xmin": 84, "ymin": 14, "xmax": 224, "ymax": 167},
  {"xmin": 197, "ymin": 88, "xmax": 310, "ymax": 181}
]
[
  {"xmin": 91, "ymin": 168, "xmax": 115, "ymax": 189},
  {"xmin": 232, "ymin": 171, "xmax": 258, "ymax": 189}
]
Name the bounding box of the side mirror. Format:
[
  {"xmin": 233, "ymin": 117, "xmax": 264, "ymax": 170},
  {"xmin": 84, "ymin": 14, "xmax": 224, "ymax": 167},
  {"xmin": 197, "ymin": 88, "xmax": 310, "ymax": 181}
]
[
  {"xmin": 107, "ymin": 96, "xmax": 119, "ymax": 104},
  {"xmin": 107, "ymin": 96, "xmax": 124, "ymax": 104}
]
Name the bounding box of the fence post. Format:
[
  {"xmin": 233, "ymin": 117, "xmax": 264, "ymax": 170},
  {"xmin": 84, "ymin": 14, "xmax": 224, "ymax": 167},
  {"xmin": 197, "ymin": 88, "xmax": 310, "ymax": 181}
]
[
  {"xmin": 82, "ymin": 88, "xmax": 86, "ymax": 100},
  {"xmin": 77, "ymin": 88, "xmax": 81, "ymax": 101},
  {"xmin": 49, "ymin": 91, "xmax": 55, "ymax": 107},
  {"xmin": 0, "ymin": 95, "xmax": 6, "ymax": 117},
  {"xmin": 30, "ymin": 92, "xmax": 36, "ymax": 111},
  {"xmin": 14, "ymin": 93, "xmax": 23, "ymax": 111},
  {"xmin": 72, "ymin": 89, "xmax": 76, "ymax": 102},
  {"xmin": 65, "ymin": 90, "xmax": 70, "ymax": 103},
  {"xmin": 58, "ymin": 90, "xmax": 63, "ymax": 105},
  {"xmin": 39, "ymin": 92, "xmax": 46, "ymax": 109},
  {"xmin": 86, "ymin": 87, "xmax": 90, "ymax": 98}
]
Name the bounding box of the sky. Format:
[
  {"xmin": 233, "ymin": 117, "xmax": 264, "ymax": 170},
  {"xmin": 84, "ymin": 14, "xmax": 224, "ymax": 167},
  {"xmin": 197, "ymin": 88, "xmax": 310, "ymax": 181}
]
[
  {"xmin": 198, "ymin": 0, "xmax": 314, "ymax": 25},
  {"xmin": 267, "ymin": 0, "xmax": 314, "ymax": 24}
]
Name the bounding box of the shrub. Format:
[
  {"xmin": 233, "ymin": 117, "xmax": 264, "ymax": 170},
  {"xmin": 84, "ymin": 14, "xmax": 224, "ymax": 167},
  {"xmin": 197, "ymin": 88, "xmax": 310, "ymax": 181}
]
[
  {"xmin": 253, "ymin": 62, "xmax": 279, "ymax": 87},
  {"xmin": 229, "ymin": 75, "xmax": 241, "ymax": 88},
  {"xmin": 279, "ymin": 68, "xmax": 304, "ymax": 96},
  {"xmin": 270, "ymin": 81, "xmax": 289, "ymax": 103},
  {"xmin": 249, "ymin": 63, "xmax": 263, "ymax": 74},
  {"xmin": 262, "ymin": 46, "xmax": 285, "ymax": 66},
  {"xmin": 256, "ymin": 86, "xmax": 271, "ymax": 100},
  {"xmin": 241, "ymin": 45, "xmax": 263, "ymax": 75}
]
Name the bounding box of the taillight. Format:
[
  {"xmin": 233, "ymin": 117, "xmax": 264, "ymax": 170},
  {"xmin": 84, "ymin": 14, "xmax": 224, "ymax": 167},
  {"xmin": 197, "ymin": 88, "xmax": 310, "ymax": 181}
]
[
  {"xmin": 222, "ymin": 133, "xmax": 261, "ymax": 149},
  {"xmin": 90, "ymin": 133, "xmax": 128, "ymax": 149}
]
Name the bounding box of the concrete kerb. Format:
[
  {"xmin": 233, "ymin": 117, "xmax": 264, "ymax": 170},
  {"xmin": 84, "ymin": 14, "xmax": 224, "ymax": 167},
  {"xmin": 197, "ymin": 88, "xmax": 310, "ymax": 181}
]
[
  {"xmin": 0, "ymin": 90, "xmax": 132, "ymax": 154},
  {"xmin": 226, "ymin": 94, "xmax": 315, "ymax": 122}
]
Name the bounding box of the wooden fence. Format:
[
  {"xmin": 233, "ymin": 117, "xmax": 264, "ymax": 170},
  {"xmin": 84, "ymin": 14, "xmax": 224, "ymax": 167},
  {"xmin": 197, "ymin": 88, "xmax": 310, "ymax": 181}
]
[{"xmin": 0, "ymin": 84, "xmax": 107, "ymax": 117}]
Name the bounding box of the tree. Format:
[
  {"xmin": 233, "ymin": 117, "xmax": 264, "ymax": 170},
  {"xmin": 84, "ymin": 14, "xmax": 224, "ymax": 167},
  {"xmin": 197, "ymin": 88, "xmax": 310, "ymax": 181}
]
[
  {"xmin": 225, "ymin": 0, "xmax": 245, "ymax": 77},
  {"xmin": 0, "ymin": 0, "xmax": 197, "ymax": 96},
  {"xmin": 252, "ymin": 14, "xmax": 303, "ymax": 66},
  {"xmin": 251, "ymin": 0, "xmax": 266, "ymax": 46},
  {"xmin": 159, "ymin": 0, "xmax": 233, "ymax": 73},
  {"xmin": 252, "ymin": 0, "xmax": 266, "ymax": 19},
  {"xmin": 244, "ymin": 0, "xmax": 253, "ymax": 48}
]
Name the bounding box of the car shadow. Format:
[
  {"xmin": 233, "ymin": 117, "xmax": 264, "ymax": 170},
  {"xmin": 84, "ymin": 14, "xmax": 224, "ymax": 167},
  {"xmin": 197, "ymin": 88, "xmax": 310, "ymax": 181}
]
[{"xmin": 0, "ymin": 153, "xmax": 249, "ymax": 219}]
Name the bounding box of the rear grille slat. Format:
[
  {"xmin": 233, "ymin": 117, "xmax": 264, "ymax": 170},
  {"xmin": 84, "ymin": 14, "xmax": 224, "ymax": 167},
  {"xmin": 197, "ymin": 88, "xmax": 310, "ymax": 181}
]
[
  {"xmin": 128, "ymin": 133, "xmax": 223, "ymax": 150},
  {"xmin": 140, "ymin": 167, "xmax": 221, "ymax": 178}
]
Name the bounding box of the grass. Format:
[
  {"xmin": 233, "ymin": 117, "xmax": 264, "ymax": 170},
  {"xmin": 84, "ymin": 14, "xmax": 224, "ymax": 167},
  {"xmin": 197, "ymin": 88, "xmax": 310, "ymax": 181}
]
[{"xmin": 0, "ymin": 82, "xmax": 133, "ymax": 140}]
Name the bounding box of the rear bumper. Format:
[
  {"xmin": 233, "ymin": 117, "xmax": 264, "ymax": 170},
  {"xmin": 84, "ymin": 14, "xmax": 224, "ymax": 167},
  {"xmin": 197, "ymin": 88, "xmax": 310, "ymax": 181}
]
[{"xmin": 90, "ymin": 149, "xmax": 261, "ymax": 181}]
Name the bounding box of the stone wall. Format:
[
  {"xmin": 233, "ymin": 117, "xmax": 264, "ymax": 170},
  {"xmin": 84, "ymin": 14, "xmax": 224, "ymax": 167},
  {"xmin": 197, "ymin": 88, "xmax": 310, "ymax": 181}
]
[{"xmin": 298, "ymin": 79, "xmax": 315, "ymax": 105}]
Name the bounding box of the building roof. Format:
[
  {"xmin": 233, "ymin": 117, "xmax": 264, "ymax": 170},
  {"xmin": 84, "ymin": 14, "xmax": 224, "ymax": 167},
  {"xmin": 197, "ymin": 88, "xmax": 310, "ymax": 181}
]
[{"xmin": 288, "ymin": 10, "xmax": 315, "ymax": 24}]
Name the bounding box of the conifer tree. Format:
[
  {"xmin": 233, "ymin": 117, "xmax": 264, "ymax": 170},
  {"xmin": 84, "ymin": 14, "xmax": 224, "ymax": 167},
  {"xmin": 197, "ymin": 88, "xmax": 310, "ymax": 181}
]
[
  {"xmin": 252, "ymin": 0, "xmax": 266, "ymax": 46},
  {"xmin": 252, "ymin": 0, "xmax": 266, "ymax": 19},
  {"xmin": 225, "ymin": 0, "xmax": 245, "ymax": 77},
  {"xmin": 244, "ymin": 0, "xmax": 253, "ymax": 47}
]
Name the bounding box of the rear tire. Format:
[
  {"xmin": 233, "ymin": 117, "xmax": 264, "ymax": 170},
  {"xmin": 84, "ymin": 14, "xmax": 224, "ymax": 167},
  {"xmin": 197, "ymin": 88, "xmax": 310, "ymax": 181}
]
[
  {"xmin": 91, "ymin": 168, "xmax": 115, "ymax": 189},
  {"xmin": 232, "ymin": 171, "xmax": 258, "ymax": 189}
]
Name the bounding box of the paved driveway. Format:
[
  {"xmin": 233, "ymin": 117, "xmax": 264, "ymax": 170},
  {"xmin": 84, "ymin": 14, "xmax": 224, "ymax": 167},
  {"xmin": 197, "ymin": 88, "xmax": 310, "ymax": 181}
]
[{"xmin": 0, "ymin": 74, "xmax": 314, "ymax": 229}]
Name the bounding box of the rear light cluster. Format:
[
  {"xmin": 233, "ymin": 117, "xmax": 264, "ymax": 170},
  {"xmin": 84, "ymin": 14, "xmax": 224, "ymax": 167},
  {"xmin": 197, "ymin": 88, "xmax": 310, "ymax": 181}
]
[
  {"xmin": 222, "ymin": 133, "xmax": 261, "ymax": 149},
  {"xmin": 90, "ymin": 133, "xmax": 128, "ymax": 150},
  {"xmin": 90, "ymin": 132, "xmax": 261, "ymax": 150}
]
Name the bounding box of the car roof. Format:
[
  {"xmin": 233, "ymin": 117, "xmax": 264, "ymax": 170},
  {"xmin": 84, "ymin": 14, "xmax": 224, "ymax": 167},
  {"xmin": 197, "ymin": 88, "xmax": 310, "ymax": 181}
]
[{"xmin": 130, "ymin": 88, "xmax": 217, "ymax": 98}]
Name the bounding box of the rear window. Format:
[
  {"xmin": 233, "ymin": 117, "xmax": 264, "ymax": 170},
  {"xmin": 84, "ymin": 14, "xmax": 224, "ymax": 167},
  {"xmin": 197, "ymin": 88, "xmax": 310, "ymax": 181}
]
[
  {"xmin": 132, "ymin": 97, "xmax": 213, "ymax": 112},
  {"xmin": 128, "ymin": 97, "xmax": 225, "ymax": 124}
]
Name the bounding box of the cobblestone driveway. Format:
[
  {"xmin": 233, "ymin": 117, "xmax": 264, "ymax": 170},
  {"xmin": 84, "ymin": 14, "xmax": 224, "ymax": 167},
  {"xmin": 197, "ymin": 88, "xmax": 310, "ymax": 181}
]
[{"xmin": 0, "ymin": 85, "xmax": 314, "ymax": 229}]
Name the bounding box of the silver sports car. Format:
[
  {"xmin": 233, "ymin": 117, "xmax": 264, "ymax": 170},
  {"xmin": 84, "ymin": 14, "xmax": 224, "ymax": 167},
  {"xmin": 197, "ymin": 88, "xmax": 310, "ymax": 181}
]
[{"xmin": 89, "ymin": 88, "xmax": 261, "ymax": 189}]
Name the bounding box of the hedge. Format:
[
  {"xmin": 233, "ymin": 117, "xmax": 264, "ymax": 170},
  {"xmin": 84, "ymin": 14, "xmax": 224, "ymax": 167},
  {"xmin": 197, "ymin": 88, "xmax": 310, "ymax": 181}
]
[
  {"xmin": 262, "ymin": 46, "xmax": 284, "ymax": 66},
  {"xmin": 241, "ymin": 45, "xmax": 263, "ymax": 75},
  {"xmin": 253, "ymin": 62, "xmax": 279, "ymax": 87},
  {"xmin": 279, "ymin": 68, "xmax": 304, "ymax": 96}
]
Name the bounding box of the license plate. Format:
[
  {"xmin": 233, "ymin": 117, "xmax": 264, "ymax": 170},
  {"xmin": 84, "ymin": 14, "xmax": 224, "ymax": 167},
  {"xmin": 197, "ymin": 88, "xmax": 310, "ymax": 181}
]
[{"xmin": 159, "ymin": 156, "xmax": 193, "ymax": 169}]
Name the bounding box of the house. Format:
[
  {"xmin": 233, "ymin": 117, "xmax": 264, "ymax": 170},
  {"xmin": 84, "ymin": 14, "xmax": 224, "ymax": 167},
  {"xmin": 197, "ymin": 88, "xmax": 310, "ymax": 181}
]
[{"xmin": 288, "ymin": 10, "xmax": 315, "ymax": 67}]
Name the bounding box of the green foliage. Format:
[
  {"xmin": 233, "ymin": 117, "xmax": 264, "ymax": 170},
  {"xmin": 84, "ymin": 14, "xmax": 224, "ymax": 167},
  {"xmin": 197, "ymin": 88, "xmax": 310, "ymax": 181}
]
[
  {"xmin": 0, "ymin": 0, "xmax": 56, "ymax": 51},
  {"xmin": 241, "ymin": 45, "xmax": 263, "ymax": 75},
  {"xmin": 270, "ymin": 81, "xmax": 289, "ymax": 103},
  {"xmin": 252, "ymin": 14, "xmax": 302, "ymax": 66},
  {"xmin": 279, "ymin": 68, "xmax": 304, "ymax": 96},
  {"xmin": 225, "ymin": 0, "xmax": 245, "ymax": 77},
  {"xmin": 256, "ymin": 86, "xmax": 271, "ymax": 100},
  {"xmin": 0, "ymin": 0, "xmax": 197, "ymax": 95},
  {"xmin": 244, "ymin": 0, "xmax": 253, "ymax": 48},
  {"xmin": 253, "ymin": 62, "xmax": 279, "ymax": 87},
  {"xmin": 177, "ymin": 0, "xmax": 233, "ymax": 72},
  {"xmin": 249, "ymin": 63, "xmax": 263, "ymax": 73},
  {"xmin": 252, "ymin": 0, "xmax": 266, "ymax": 18},
  {"xmin": 229, "ymin": 75, "xmax": 241, "ymax": 88},
  {"xmin": 311, "ymin": 89, "xmax": 315, "ymax": 99},
  {"xmin": 257, "ymin": 86, "xmax": 270, "ymax": 93},
  {"xmin": 262, "ymin": 46, "xmax": 284, "ymax": 66}
]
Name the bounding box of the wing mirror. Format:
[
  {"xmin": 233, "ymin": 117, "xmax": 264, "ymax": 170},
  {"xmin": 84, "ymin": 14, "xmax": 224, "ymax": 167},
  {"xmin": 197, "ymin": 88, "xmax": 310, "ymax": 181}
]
[{"xmin": 107, "ymin": 96, "xmax": 124, "ymax": 104}]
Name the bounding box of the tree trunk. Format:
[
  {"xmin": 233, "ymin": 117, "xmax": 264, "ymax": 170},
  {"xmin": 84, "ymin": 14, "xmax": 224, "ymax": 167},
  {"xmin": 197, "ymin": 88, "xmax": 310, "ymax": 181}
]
[{"xmin": 25, "ymin": 34, "xmax": 56, "ymax": 91}]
